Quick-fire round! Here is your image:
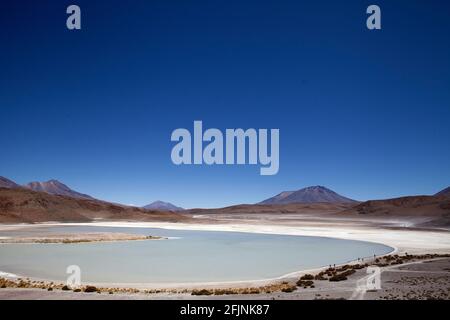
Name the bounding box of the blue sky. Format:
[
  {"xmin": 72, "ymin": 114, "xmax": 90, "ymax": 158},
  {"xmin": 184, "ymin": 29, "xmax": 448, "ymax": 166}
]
[{"xmin": 1, "ymin": 0, "xmax": 449, "ymax": 208}]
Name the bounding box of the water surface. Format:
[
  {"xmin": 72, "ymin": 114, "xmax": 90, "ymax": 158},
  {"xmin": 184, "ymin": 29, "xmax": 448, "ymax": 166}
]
[{"xmin": 0, "ymin": 225, "xmax": 392, "ymax": 283}]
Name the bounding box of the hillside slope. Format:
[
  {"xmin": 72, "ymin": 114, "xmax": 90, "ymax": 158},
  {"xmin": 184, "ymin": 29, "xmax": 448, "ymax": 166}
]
[
  {"xmin": 0, "ymin": 188, "xmax": 187, "ymax": 223},
  {"xmin": 24, "ymin": 180, "xmax": 94, "ymax": 200}
]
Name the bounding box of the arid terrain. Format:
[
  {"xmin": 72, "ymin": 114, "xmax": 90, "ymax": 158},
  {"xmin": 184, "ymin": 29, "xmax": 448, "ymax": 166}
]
[
  {"xmin": 0, "ymin": 187, "xmax": 188, "ymax": 223},
  {"xmin": 188, "ymin": 195, "xmax": 450, "ymax": 228}
]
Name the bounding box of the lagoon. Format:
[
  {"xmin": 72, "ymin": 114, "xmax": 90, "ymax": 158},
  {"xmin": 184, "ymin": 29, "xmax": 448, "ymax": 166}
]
[{"xmin": 0, "ymin": 225, "xmax": 392, "ymax": 284}]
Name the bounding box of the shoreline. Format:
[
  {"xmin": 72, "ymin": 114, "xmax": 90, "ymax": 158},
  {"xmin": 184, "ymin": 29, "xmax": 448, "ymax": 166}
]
[
  {"xmin": 0, "ymin": 232, "xmax": 164, "ymax": 244},
  {"xmin": 3, "ymin": 218, "xmax": 449, "ymax": 290},
  {"xmin": 0, "ymin": 220, "xmax": 400, "ymax": 290},
  {"xmin": 0, "ymin": 247, "xmax": 395, "ymax": 291},
  {"xmin": 4, "ymin": 218, "xmax": 446, "ymax": 253}
]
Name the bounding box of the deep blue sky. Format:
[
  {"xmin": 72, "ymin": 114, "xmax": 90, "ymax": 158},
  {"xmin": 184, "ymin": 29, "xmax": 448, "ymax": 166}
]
[{"xmin": 1, "ymin": 0, "xmax": 449, "ymax": 208}]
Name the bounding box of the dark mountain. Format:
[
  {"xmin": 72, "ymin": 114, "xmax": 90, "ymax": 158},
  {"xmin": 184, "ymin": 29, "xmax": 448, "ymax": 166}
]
[
  {"xmin": 24, "ymin": 179, "xmax": 94, "ymax": 200},
  {"xmin": 143, "ymin": 201, "xmax": 184, "ymax": 211},
  {"xmin": 0, "ymin": 176, "xmax": 20, "ymax": 189},
  {"xmin": 259, "ymin": 186, "xmax": 357, "ymax": 204},
  {"xmin": 435, "ymin": 186, "xmax": 450, "ymax": 197}
]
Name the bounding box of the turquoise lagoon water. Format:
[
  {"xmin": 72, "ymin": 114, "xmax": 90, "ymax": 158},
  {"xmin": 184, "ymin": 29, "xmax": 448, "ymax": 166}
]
[{"xmin": 0, "ymin": 226, "xmax": 392, "ymax": 283}]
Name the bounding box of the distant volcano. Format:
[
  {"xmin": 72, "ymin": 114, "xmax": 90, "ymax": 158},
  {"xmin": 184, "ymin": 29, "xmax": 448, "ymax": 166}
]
[
  {"xmin": 24, "ymin": 179, "xmax": 94, "ymax": 200},
  {"xmin": 259, "ymin": 186, "xmax": 357, "ymax": 204},
  {"xmin": 435, "ymin": 186, "xmax": 450, "ymax": 197},
  {"xmin": 143, "ymin": 201, "xmax": 184, "ymax": 211}
]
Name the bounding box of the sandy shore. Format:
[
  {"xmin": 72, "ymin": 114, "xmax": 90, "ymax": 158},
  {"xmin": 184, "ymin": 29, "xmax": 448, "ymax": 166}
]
[{"xmin": 0, "ymin": 232, "xmax": 164, "ymax": 244}]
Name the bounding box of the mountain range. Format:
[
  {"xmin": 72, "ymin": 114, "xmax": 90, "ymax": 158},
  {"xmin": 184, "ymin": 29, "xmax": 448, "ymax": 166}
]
[
  {"xmin": 1, "ymin": 175, "xmax": 449, "ymax": 225},
  {"xmin": 0, "ymin": 176, "xmax": 94, "ymax": 200},
  {"xmin": 2, "ymin": 176, "xmax": 449, "ymax": 206},
  {"xmin": 0, "ymin": 176, "xmax": 185, "ymax": 211},
  {"xmin": 0, "ymin": 183, "xmax": 187, "ymax": 224}
]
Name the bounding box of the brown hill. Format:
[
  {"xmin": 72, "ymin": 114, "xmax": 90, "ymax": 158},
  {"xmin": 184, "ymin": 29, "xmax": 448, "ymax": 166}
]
[
  {"xmin": 187, "ymin": 196, "xmax": 450, "ymax": 228},
  {"xmin": 341, "ymin": 195, "xmax": 450, "ymax": 227},
  {"xmin": 346, "ymin": 195, "xmax": 450, "ymax": 216},
  {"xmin": 187, "ymin": 202, "xmax": 355, "ymax": 215},
  {"xmin": 0, "ymin": 187, "xmax": 188, "ymax": 223}
]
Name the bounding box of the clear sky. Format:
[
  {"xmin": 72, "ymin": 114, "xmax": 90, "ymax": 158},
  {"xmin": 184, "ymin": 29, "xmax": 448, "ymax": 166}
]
[{"xmin": 1, "ymin": 0, "xmax": 449, "ymax": 208}]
